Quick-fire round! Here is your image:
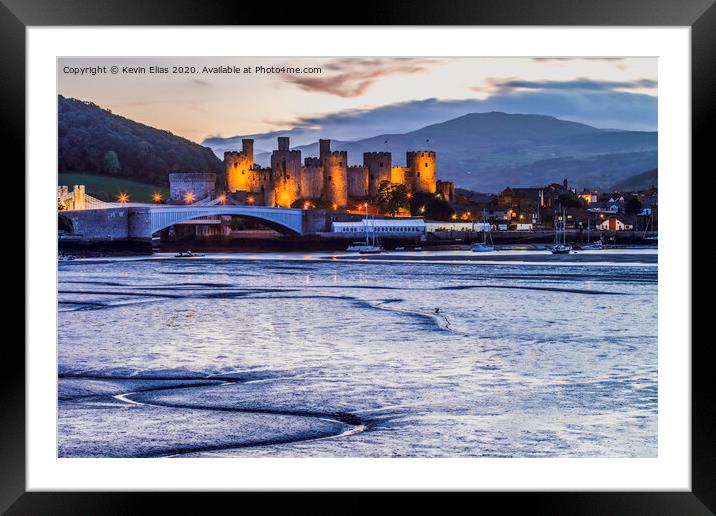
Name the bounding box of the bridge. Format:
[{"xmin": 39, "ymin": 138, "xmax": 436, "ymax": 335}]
[
  {"xmin": 145, "ymin": 205, "xmax": 305, "ymax": 236},
  {"xmin": 59, "ymin": 202, "xmax": 306, "ymax": 241}
]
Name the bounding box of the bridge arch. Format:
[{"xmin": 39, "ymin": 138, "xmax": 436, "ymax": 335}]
[{"xmin": 147, "ymin": 206, "xmax": 304, "ymax": 237}]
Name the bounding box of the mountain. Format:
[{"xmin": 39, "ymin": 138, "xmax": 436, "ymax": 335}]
[
  {"xmin": 205, "ymin": 112, "xmax": 657, "ymax": 192},
  {"xmin": 611, "ymin": 168, "xmax": 658, "ymax": 191},
  {"xmin": 58, "ymin": 96, "xmax": 223, "ymax": 186}
]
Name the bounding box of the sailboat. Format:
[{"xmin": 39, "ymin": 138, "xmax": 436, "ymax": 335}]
[
  {"xmin": 551, "ymin": 207, "xmax": 572, "ymax": 254},
  {"xmin": 471, "ymin": 212, "xmax": 495, "ymax": 252},
  {"xmin": 580, "ymin": 217, "xmax": 603, "ymax": 250},
  {"xmin": 346, "ymin": 203, "xmax": 385, "ymax": 254},
  {"xmin": 643, "ymin": 210, "xmax": 658, "ymax": 241}
]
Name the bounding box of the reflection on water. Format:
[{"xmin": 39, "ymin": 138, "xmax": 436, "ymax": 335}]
[{"xmin": 58, "ymin": 251, "xmax": 657, "ymax": 458}]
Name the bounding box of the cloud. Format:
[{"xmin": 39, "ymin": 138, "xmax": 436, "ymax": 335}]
[
  {"xmin": 281, "ymin": 58, "xmax": 444, "ymax": 98},
  {"xmin": 475, "ymin": 77, "xmax": 657, "ymax": 93},
  {"xmin": 190, "ymin": 79, "xmax": 212, "ymax": 88},
  {"xmin": 530, "ymin": 57, "xmax": 629, "ymax": 70}
]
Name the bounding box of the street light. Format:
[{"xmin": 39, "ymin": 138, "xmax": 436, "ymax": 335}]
[
  {"xmin": 152, "ymin": 192, "xmax": 162, "ymax": 203},
  {"xmin": 247, "ymin": 195, "xmax": 254, "ymax": 205},
  {"xmin": 117, "ymin": 192, "xmax": 129, "ymax": 203},
  {"xmin": 218, "ymin": 194, "xmax": 227, "ymax": 204},
  {"xmin": 184, "ymin": 192, "xmax": 194, "ymax": 204}
]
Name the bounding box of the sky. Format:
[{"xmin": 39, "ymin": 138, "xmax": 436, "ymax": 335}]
[{"xmin": 58, "ymin": 57, "xmax": 657, "ymax": 148}]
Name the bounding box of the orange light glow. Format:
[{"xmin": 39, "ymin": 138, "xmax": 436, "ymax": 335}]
[
  {"xmin": 152, "ymin": 192, "xmax": 162, "ymax": 203},
  {"xmin": 184, "ymin": 192, "xmax": 195, "ymax": 204},
  {"xmin": 117, "ymin": 192, "xmax": 129, "ymax": 203},
  {"xmin": 406, "ymin": 192, "xmax": 412, "ymax": 199},
  {"xmin": 451, "ymin": 213, "xmax": 457, "ymax": 220},
  {"xmin": 332, "ymin": 203, "xmax": 338, "ymax": 210},
  {"xmin": 303, "ymin": 201, "xmax": 313, "ymax": 210},
  {"xmin": 247, "ymin": 196, "xmax": 255, "ymax": 204},
  {"xmin": 218, "ymin": 194, "xmax": 227, "ymax": 204}
]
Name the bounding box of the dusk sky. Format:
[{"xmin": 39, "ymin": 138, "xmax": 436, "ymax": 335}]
[{"xmin": 58, "ymin": 57, "xmax": 657, "ymax": 148}]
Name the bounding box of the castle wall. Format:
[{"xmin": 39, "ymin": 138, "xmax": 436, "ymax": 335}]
[
  {"xmin": 407, "ymin": 151, "xmax": 437, "ymax": 194},
  {"xmin": 390, "ymin": 166, "xmax": 408, "ymax": 186},
  {"xmin": 301, "ymin": 163, "xmax": 324, "ymax": 199},
  {"xmin": 324, "ymin": 151, "xmax": 348, "ymax": 208},
  {"xmin": 347, "ymin": 165, "xmax": 369, "ymax": 198},
  {"xmin": 364, "ymin": 152, "xmax": 392, "ymax": 197},
  {"xmin": 169, "ymin": 172, "xmax": 217, "ymax": 201}
]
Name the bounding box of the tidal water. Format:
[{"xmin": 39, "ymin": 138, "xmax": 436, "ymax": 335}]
[{"xmin": 58, "ymin": 250, "xmax": 658, "ymax": 458}]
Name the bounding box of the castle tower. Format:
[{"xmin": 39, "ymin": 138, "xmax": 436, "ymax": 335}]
[
  {"xmin": 72, "ymin": 185, "xmax": 86, "ymax": 210},
  {"xmin": 319, "ymin": 139, "xmax": 331, "ymax": 158},
  {"xmin": 347, "ymin": 165, "xmax": 369, "ymax": 198},
  {"xmin": 324, "ymin": 151, "xmax": 348, "ymax": 208},
  {"xmin": 225, "ymin": 139, "xmax": 255, "ymax": 193},
  {"xmin": 241, "ymin": 138, "xmax": 254, "ymax": 164},
  {"xmin": 364, "ymin": 152, "xmax": 392, "ymax": 197},
  {"xmin": 407, "ymin": 151, "xmax": 436, "ymax": 194},
  {"xmin": 270, "ymin": 137, "xmax": 301, "ymax": 207}
]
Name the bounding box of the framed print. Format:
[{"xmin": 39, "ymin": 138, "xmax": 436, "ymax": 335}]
[{"xmin": 6, "ymin": 0, "xmax": 712, "ymax": 511}]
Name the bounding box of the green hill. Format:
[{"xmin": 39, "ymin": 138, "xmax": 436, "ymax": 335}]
[
  {"xmin": 58, "ymin": 96, "xmax": 223, "ymax": 186},
  {"xmin": 58, "ymin": 173, "xmax": 169, "ymax": 203}
]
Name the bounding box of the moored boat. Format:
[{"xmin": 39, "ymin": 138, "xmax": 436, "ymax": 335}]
[
  {"xmin": 346, "ymin": 203, "xmax": 384, "ymax": 254},
  {"xmin": 551, "ymin": 207, "xmax": 572, "ymax": 254},
  {"xmin": 471, "ymin": 243, "xmax": 495, "ymax": 252}
]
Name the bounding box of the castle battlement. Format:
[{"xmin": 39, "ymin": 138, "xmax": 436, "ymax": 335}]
[
  {"xmin": 363, "ymin": 152, "xmax": 391, "ymax": 159},
  {"xmin": 273, "ymin": 149, "xmax": 302, "ymax": 159},
  {"xmin": 224, "ymin": 150, "xmax": 249, "ymax": 158},
  {"xmin": 407, "ymin": 151, "xmax": 436, "ymax": 158},
  {"xmin": 304, "ymin": 157, "xmax": 321, "ymax": 166}
]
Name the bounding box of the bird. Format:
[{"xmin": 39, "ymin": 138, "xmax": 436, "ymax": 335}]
[{"xmin": 434, "ymin": 308, "xmax": 440, "ymax": 314}]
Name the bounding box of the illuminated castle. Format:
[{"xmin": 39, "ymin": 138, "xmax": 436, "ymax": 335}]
[{"xmin": 224, "ymin": 137, "xmax": 443, "ymax": 208}]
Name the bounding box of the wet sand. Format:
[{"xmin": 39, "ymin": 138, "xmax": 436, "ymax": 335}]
[{"xmin": 331, "ymin": 250, "xmax": 657, "ymax": 264}]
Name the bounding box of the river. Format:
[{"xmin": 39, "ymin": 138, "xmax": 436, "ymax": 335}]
[{"xmin": 58, "ymin": 249, "xmax": 658, "ymax": 457}]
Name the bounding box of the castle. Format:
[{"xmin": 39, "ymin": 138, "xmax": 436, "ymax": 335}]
[{"xmin": 222, "ymin": 137, "xmax": 451, "ymax": 208}]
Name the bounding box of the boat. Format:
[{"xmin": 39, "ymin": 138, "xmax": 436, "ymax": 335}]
[
  {"xmin": 346, "ymin": 204, "xmax": 384, "ymax": 254},
  {"xmin": 551, "ymin": 244, "xmax": 572, "ymax": 254},
  {"xmin": 550, "ymin": 207, "xmax": 572, "ymax": 254},
  {"xmin": 174, "ymin": 250, "xmax": 204, "ymax": 258},
  {"xmin": 471, "ymin": 243, "xmax": 494, "ymax": 252},
  {"xmin": 471, "ymin": 211, "xmax": 495, "ymax": 252},
  {"xmin": 358, "ymin": 246, "xmax": 384, "ymax": 255}
]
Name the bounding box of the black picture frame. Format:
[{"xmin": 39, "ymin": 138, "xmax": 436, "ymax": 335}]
[{"xmin": 5, "ymin": 0, "xmax": 711, "ymax": 512}]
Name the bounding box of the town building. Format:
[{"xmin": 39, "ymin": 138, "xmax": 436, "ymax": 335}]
[{"xmin": 597, "ymin": 216, "xmax": 633, "ymax": 231}]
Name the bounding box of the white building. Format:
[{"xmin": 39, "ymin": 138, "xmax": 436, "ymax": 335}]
[
  {"xmin": 424, "ymin": 221, "xmax": 490, "ymax": 232},
  {"xmin": 332, "ymin": 218, "xmax": 427, "ymax": 235}
]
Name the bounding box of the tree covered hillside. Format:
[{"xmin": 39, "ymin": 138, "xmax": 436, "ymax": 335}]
[{"xmin": 58, "ymin": 96, "xmax": 223, "ymax": 186}]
